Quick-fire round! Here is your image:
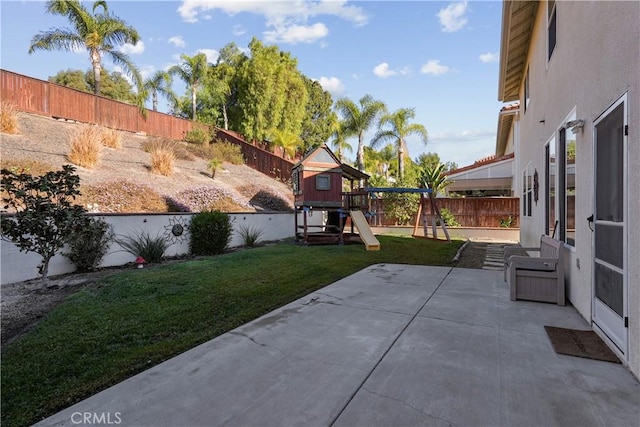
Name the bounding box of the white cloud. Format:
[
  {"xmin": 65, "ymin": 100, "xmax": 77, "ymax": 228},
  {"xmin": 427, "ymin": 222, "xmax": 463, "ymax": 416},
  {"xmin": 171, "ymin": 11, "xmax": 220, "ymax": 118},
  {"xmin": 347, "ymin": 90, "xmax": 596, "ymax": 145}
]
[
  {"xmin": 168, "ymin": 36, "xmax": 186, "ymax": 48},
  {"xmin": 373, "ymin": 62, "xmax": 410, "ymax": 78},
  {"xmin": 317, "ymin": 76, "xmax": 345, "ymax": 96},
  {"xmin": 197, "ymin": 49, "xmax": 219, "ymax": 64},
  {"xmin": 232, "ymin": 25, "xmax": 246, "ymax": 36},
  {"xmin": 437, "ymin": 1, "xmax": 468, "ymax": 33},
  {"xmin": 479, "ymin": 52, "xmax": 498, "ymax": 63},
  {"xmin": 177, "ymin": 0, "xmax": 368, "ymax": 44},
  {"xmin": 121, "ymin": 41, "xmax": 145, "ymax": 55},
  {"xmin": 139, "ymin": 65, "xmax": 156, "ymax": 81},
  {"xmin": 420, "ymin": 60, "xmax": 450, "ymax": 76},
  {"xmin": 265, "ymin": 22, "xmax": 329, "ymax": 44}
]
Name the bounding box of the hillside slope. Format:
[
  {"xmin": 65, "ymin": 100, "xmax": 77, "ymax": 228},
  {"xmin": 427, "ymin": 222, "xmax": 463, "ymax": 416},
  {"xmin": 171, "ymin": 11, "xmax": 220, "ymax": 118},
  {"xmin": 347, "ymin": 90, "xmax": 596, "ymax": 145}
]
[{"xmin": 0, "ymin": 112, "xmax": 294, "ymax": 213}]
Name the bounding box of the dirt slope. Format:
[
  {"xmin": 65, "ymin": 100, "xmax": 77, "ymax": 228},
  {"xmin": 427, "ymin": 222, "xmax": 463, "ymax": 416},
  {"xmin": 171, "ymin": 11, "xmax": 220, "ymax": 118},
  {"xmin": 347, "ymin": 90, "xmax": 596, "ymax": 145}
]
[{"xmin": 0, "ymin": 112, "xmax": 293, "ymax": 212}]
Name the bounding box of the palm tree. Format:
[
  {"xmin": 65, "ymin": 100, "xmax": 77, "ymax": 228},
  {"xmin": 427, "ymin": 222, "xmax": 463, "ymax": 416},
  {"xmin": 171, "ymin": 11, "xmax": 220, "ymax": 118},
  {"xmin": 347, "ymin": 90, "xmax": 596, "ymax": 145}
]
[
  {"xmin": 327, "ymin": 111, "xmax": 352, "ymax": 162},
  {"xmin": 371, "ymin": 108, "xmax": 428, "ymax": 179},
  {"xmin": 143, "ymin": 70, "xmax": 177, "ymax": 112},
  {"xmin": 29, "ymin": 0, "xmax": 143, "ymax": 97},
  {"xmin": 335, "ymin": 95, "xmax": 386, "ymax": 172},
  {"xmin": 270, "ymin": 129, "xmax": 300, "ymax": 160},
  {"xmin": 169, "ymin": 53, "xmax": 209, "ymax": 121}
]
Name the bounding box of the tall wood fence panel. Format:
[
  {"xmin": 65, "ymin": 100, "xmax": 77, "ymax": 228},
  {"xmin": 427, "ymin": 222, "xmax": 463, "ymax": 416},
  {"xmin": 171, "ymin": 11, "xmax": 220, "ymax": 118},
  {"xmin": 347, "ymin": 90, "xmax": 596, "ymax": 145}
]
[
  {"xmin": 1, "ymin": 70, "xmax": 49, "ymax": 114},
  {"xmin": 49, "ymin": 84, "xmax": 96, "ymax": 123},
  {"xmin": 370, "ymin": 197, "xmax": 519, "ymax": 228}
]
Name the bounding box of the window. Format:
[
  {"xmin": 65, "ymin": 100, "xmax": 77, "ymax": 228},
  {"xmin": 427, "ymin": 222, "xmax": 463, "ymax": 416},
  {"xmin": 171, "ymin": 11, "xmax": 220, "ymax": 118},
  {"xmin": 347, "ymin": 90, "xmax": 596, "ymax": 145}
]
[
  {"xmin": 558, "ymin": 127, "xmax": 576, "ymax": 246},
  {"xmin": 316, "ymin": 174, "xmax": 330, "ymax": 190},
  {"xmin": 524, "ymin": 67, "xmax": 530, "ymax": 112},
  {"xmin": 546, "ymin": 139, "xmax": 557, "ymax": 237},
  {"xmin": 522, "ymin": 163, "xmax": 533, "ymax": 217},
  {"xmin": 548, "ymin": 0, "xmax": 557, "ymax": 60}
]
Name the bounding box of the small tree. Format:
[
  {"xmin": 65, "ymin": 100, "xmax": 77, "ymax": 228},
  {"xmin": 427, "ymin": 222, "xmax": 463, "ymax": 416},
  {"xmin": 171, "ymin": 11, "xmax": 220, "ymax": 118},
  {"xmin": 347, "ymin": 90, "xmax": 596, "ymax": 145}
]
[{"xmin": 1, "ymin": 165, "xmax": 88, "ymax": 285}]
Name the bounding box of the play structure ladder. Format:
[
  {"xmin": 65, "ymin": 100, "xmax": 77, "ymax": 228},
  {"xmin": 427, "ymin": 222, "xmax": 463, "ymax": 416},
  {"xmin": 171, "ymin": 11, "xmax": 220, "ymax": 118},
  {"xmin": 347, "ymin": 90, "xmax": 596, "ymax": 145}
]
[{"xmin": 350, "ymin": 210, "xmax": 380, "ymax": 251}]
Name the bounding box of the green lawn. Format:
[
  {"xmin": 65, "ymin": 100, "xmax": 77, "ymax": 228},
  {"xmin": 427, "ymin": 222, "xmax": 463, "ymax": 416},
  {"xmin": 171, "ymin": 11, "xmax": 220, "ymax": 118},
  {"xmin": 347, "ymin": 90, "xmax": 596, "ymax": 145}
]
[{"xmin": 1, "ymin": 236, "xmax": 461, "ymax": 427}]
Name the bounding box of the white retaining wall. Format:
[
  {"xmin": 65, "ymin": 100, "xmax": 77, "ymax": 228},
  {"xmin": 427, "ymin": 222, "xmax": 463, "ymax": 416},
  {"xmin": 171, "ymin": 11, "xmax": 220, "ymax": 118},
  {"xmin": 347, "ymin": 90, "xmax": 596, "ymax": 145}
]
[{"xmin": 1, "ymin": 211, "xmax": 319, "ymax": 285}]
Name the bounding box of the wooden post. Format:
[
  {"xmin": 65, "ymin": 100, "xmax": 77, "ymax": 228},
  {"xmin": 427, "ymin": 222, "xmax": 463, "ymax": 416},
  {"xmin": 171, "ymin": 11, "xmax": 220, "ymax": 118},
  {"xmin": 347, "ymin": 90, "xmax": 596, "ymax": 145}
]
[
  {"xmin": 429, "ymin": 193, "xmax": 438, "ymax": 239},
  {"xmin": 303, "ymin": 208, "xmax": 308, "ymax": 244},
  {"xmin": 413, "ymin": 194, "xmax": 423, "ymax": 236},
  {"xmin": 294, "ymin": 205, "xmax": 299, "ymax": 241}
]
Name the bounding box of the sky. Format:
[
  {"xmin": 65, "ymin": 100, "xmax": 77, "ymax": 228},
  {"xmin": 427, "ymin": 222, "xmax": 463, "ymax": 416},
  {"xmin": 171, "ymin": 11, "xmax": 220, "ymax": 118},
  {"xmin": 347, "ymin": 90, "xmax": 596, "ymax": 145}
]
[{"xmin": 0, "ymin": 0, "xmax": 506, "ymax": 168}]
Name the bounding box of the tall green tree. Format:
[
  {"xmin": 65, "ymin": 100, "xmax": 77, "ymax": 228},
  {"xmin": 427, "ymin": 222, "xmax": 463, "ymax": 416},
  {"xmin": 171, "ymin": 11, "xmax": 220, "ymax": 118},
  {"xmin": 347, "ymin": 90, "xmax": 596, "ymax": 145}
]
[
  {"xmin": 169, "ymin": 52, "xmax": 209, "ymax": 121},
  {"xmin": 85, "ymin": 69, "xmax": 136, "ymax": 103},
  {"xmin": 234, "ymin": 38, "xmax": 308, "ymax": 141},
  {"xmin": 143, "ymin": 70, "xmax": 177, "ymax": 112},
  {"xmin": 371, "ymin": 107, "xmax": 428, "ymax": 179},
  {"xmin": 300, "ymin": 77, "xmax": 333, "ymax": 153},
  {"xmin": 335, "ymin": 94, "xmax": 386, "ymax": 172},
  {"xmin": 29, "ymin": 0, "xmax": 143, "ymax": 97},
  {"xmin": 49, "ymin": 69, "xmax": 89, "ymax": 92},
  {"xmin": 212, "ymin": 42, "xmax": 246, "ymax": 130}
]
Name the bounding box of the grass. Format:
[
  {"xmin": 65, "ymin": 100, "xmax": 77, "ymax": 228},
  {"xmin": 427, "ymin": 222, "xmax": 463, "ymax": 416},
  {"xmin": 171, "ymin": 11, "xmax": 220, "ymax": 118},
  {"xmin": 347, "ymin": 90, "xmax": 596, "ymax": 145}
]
[
  {"xmin": 187, "ymin": 140, "xmax": 244, "ymax": 164},
  {"xmin": 1, "ymin": 236, "xmax": 461, "ymax": 427},
  {"xmin": 149, "ymin": 147, "xmax": 175, "ymax": 176},
  {"xmin": 0, "ymin": 101, "xmax": 19, "ymax": 134},
  {"xmin": 67, "ymin": 125, "xmax": 101, "ymax": 169},
  {"xmin": 99, "ymin": 127, "xmax": 122, "ymax": 149}
]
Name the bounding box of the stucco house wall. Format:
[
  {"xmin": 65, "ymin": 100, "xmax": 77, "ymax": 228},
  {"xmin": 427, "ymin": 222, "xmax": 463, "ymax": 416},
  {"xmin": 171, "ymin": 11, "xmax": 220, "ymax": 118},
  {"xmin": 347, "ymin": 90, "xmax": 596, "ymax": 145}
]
[{"xmin": 504, "ymin": 0, "xmax": 639, "ymax": 377}]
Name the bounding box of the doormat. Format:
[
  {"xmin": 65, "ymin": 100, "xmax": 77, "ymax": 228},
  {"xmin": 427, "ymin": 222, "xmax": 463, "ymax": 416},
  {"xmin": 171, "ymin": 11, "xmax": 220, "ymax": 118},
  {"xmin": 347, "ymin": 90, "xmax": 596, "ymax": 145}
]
[{"xmin": 544, "ymin": 326, "xmax": 621, "ymax": 364}]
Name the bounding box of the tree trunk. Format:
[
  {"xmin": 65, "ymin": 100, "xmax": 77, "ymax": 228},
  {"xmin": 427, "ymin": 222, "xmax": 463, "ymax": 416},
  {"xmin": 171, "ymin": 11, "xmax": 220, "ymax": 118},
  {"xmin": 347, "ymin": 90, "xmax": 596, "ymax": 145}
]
[
  {"xmin": 152, "ymin": 91, "xmax": 158, "ymax": 111},
  {"xmin": 91, "ymin": 50, "xmax": 102, "ymax": 95},
  {"xmin": 429, "ymin": 193, "xmax": 438, "ymax": 239},
  {"xmin": 191, "ymin": 87, "xmax": 197, "ymax": 121},
  {"xmin": 398, "ymin": 141, "xmax": 405, "ymax": 179},
  {"xmin": 39, "ymin": 256, "xmax": 51, "ymax": 289},
  {"xmin": 223, "ymin": 104, "xmax": 229, "ymax": 130},
  {"xmin": 356, "ymin": 133, "xmax": 365, "ymax": 171}
]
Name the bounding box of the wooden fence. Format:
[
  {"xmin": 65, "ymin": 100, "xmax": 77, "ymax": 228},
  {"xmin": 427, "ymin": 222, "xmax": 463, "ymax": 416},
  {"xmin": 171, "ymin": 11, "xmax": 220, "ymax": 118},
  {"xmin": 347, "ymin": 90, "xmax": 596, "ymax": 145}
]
[
  {"xmin": 1, "ymin": 69, "xmax": 293, "ymax": 180},
  {"xmin": 216, "ymin": 129, "xmax": 295, "ymax": 182},
  {"xmin": 370, "ymin": 197, "xmax": 519, "ymax": 228}
]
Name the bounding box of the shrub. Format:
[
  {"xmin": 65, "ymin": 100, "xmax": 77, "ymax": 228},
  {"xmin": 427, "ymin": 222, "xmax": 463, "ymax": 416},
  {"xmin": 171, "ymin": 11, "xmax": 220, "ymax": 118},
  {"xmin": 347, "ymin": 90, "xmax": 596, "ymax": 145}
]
[
  {"xmin": 115, "ymin": 230, "xmax": 169, "ymax": 263},
  {"xmin": 64, "ymin": 217, "xmax": 114, "ymax": 272},
  {"xmin": 210, "ymin": 142, "xmax": 243, "ymax": 164},
  {"xmin": 143, "ymin": 137, "xmax": 195, "ymax": 161},
  {"xmin": 150, "ymin": 147, "xmax": 175, "ymax": 176},
  {"xmin": 500, "ymin": 216, "xmax": 514, "ymax": 228},
  {"xmin": 0, "ymin": 101, "xmax": 19, "ymax": 134},
  {"xmin": 67, "ymin": 125, "xmax": 102, "ymax": 168},
  {"xmin": 190, "ymin": 211, "xmax": 233, "ymax": 255},
  {"xmin": 0, "ymin": 165, "xmax": 87, "ymax": 284},
  {"xmin": 184, "ymin": 127, "xmax": 211, "ymax": 145},
  {"xmin": 78, "ymin": 180, "xmax": 169, "ymax": 213},
  {"xmin": 100, "ymin": 127, "xmax": 122, "ymax": 149},
  {"xmin": 439, "ymin": 208, "xmax": 461, "ymax": 227},
  {"xmin": 208, "ymin": 158, "xmax": 222, "ymax": 178},
  {"xmin": 237, "ymin": 224, "xmax": 265, "ymax": 247}
]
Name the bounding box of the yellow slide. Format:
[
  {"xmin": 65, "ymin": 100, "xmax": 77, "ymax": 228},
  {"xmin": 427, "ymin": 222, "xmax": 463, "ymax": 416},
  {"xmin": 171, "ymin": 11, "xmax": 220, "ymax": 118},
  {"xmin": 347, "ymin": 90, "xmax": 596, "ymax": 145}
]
[{"xmin": 350, "ymin": 210, "xmax": 380, "ymax": 251}]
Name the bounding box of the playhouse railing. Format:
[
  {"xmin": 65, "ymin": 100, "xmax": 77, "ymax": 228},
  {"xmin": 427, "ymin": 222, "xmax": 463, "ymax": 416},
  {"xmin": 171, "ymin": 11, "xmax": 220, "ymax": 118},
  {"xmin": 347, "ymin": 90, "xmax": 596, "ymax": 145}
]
[{"xmin": 342, "ymin": 191, "xmax": 369, "ymax": 211}]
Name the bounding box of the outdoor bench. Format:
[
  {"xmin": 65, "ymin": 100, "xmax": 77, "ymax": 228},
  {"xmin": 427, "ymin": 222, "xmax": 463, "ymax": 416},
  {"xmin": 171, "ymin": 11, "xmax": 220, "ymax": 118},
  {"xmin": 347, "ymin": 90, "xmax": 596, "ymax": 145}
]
[{"xmin": 504, "ymin": 235, "xmax": 566, "ymax": 306}]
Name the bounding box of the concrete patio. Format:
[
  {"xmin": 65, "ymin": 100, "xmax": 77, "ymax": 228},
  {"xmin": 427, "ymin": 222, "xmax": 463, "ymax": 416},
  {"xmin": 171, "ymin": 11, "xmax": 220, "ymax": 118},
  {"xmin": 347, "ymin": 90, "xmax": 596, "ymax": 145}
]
[{"xmin": 38, "ymin": 265, "xmax": 640, "ymax": 426}]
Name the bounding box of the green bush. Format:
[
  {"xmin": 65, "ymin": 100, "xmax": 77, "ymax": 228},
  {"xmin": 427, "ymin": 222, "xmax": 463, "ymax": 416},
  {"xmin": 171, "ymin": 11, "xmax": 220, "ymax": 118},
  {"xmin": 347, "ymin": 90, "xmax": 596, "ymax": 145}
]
[
  {"xmin": 210, "ymin": 142, "xmax": 244, "ymax": 164},
  {"xmin": 115, "ymin": 230, "xmax": 169, "ymax": 263},
  {"xmin": 189, "ymin": 211, "xmax": 233, "ymax": 255},
  {"xmin": 439, "ymin": 208, "xmax": 461, "ymax": 227},
  {"xmin": 64, "ymin": 218, "xmax": 114, "ymax": 272},
  {"xmin": 184, "ymin": 127, "xmax": 211, "ymax": 145}
]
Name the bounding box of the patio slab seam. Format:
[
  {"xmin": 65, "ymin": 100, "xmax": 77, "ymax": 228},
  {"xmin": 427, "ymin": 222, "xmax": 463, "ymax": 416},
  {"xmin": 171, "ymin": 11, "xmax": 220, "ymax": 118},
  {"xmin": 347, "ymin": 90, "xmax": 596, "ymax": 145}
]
[{"xmin": 328, "ymin": 266, "xmax": 455, "ymax": 426}]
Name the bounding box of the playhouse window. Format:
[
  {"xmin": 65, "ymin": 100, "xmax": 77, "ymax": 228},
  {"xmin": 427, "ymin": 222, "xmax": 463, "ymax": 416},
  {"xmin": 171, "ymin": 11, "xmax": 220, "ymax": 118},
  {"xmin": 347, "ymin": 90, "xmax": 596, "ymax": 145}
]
[{"xmin": 316, "ymin": 175, "xmax": 330, "ymax": 190}]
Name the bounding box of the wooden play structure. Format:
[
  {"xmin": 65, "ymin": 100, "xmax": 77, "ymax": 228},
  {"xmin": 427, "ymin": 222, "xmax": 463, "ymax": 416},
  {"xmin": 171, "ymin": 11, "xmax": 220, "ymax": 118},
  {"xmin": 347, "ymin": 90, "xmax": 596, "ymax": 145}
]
[{"xmin": 292, "ymin": 145, "xmax": 380, "ymax": 250}]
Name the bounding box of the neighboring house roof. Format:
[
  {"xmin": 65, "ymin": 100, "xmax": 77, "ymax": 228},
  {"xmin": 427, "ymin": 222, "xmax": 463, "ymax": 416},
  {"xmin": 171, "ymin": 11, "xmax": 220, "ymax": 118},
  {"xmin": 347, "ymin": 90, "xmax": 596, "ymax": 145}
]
[
  {"xmin": 444, "ymin": 153, "xmax": 515, "ymax": 194},
  {"xmin": 495, "ymin": 102, "xmax": 520, "ymax": 157},
  {"xmin": 498, "ymin": 1, "xmax": 538, "ymax": 102}
]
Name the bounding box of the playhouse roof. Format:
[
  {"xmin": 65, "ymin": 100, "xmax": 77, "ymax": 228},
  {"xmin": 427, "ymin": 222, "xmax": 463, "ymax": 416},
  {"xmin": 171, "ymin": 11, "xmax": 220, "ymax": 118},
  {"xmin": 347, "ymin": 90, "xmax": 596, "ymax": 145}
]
[{"xmin": 292, "ymin": 145, "xmax": 370, "ymax": 181}]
